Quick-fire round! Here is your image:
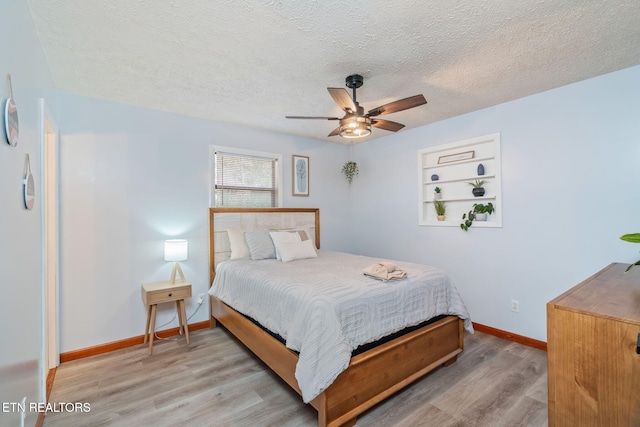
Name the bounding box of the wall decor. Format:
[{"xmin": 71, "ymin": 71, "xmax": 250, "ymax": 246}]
[
  {"xmin": 292, "ymin": 155, "xmax": 309, "ymax": 196},
  {"xmin": 438, "ymin": 150, "xmax": 474, "ymax": 164},
  {"xmin": 3, "ymin": 74, "xmax": 19, "ymax": 146},
  {"xmin": 23, "ymin": 154, "xmax": 34, "ymax": 210},
  {"xmin": 418, "ymin": 133, "xmax": 502, "ymax": 227}
]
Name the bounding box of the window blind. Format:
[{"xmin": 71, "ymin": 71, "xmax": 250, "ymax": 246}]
[{"xmin": 214, "ymin": 151, "xmax": 278, "ymax": 207}]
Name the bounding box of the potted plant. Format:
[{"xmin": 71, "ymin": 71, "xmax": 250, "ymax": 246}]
[
  {"xmin": 434, "ymin": 186, "xmax": 442, "ymax": 200},
  {"xmin": 473, "ymin": 202, "xmax": 494, "ymax": 221},
  {"xmin": 620, "ymin": 233, "xmax": 640, "ymax": 272},
  {"xmin": 434, "ymin": 200, "xmax": 446, "ymax": 221},
  {"xmin": 460, "ymin": 202, "xmax": 495, "ymax": 231},
  {"xmin": 342, "ymin": 161, "xmax": 359, "ymax": 184},
  {"xmin": 468, "ymin": 179, "xmax": 485, "ymax": 197}
]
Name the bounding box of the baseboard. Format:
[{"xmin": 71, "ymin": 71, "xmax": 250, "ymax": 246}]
[
  {"xmin": 46, "ymin": 367, "xmax": 56, "ymax": 401},
  {"xmin": 473, "ymin": 322, "xmax": 547, "ymax": 351},
  {"xmin": 60, "ymin": 320, "xmax": 210, "ymax": 363}
]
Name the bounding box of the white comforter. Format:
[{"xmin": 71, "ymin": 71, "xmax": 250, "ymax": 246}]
[{"xmin": 209, "ymin": 250, "xmax": 473, "ymax": 403}]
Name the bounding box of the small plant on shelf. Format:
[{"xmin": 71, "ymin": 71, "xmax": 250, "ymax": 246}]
[
  {"xmin": 434, "ymin": 200, "xmax": 446, "ymax": 221},
  {"xmin": 460, "ymin": 202, "xmax": 495, "ymax": 231},
  {"xmin": 468, "ymin": 179, "xmax": 485, "ymax": 197},
  {"xmin": 434, "ymin": 186, "xmax": 442, "ymax": 200}
]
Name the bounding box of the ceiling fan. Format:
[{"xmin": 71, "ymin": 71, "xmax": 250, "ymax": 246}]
[{"xmin": 286, "ymin": 74, "xmax": 427, "ymax": 139}]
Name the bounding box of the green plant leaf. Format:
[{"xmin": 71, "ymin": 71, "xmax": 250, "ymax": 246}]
[
  {"xmin": 342, "ymin": 161, "xmax": 359, "ymax": 184},
  {"xmin": 620, "ymin": 233, "xmax": 640, "ymax": 243},
  {"xmin": 467, "ymin": 179, "xmax": 485, "ymax": 188},
  {"xmin": 433, "ymin": 200, "xmax": 446, "ymax": 215},
  {"xmin": 625, "ymin": 259, "xmax": 640, "ymax": 272}
]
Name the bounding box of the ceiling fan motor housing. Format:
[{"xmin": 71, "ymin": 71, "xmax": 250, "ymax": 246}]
[{"xmin": 345, "ymin": 74, "xmax": 364, "ymax": 89}]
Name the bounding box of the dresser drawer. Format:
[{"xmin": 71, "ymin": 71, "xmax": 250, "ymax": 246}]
[{"xmin": 142, "ymin": 281, "xmax": 192, "ymax": 305}]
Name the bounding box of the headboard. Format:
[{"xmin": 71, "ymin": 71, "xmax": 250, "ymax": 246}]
[{"xmin": 208, "ymin": 208, "xmax": 320, "ymax": 287}]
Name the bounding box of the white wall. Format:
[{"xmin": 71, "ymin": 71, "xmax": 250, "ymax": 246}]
[
  {"xmin": 57, "ymin": 65, "xmax": 640, "ymax": 351},
  {"xmin": 56, "ymin": 93, "xmax": 352, "ymax": 352},
  {"xmin": 0, "ymin": 0, "xmax": 57, "ymax": 425},
  {"xmin": 350, "ymin": 65, "xmax": 640, "ymax": 342}
]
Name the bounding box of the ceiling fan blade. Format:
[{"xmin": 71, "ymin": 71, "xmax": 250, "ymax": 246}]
[
  {"xmin": 368, "ymin": 94, "xmax": 427, "ymax": 117},
  {"xmin": 285, "ymin": 116, "xmax": 340, "ymax": 120},
  {"xmin": 328, "ymin": 126, "xmax": 341, "ymax": 137},
  {"xmin": 327, "ymin": 88, "xmax": 356, "ymax": 112},
  {"xmin": 371, "ymin": 119, "xmax": 405, "ymax": 132}
]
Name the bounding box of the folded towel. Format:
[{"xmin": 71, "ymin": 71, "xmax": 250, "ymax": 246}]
[{"xmin": 363, "ymin": 262, "xmax": 407, "ymax": 281}]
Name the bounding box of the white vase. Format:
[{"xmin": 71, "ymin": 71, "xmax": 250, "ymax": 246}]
[{"xmin": 475, "ymin": 213, "xmax": 488, "ymax": 221}]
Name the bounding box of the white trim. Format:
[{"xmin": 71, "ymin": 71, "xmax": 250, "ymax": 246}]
[{"xmin": 39, "ymin": 98, "xmax": 60, "ymax": 404}]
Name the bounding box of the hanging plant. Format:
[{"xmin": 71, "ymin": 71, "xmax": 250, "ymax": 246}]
[{"xmin": 342, "ymin": 161, "xmax": 359, "ymax": 184}]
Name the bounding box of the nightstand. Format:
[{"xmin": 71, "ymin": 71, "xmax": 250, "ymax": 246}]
[{"xmin": 141, "ymin": 280, "xmax": 192, "ymax": 355}]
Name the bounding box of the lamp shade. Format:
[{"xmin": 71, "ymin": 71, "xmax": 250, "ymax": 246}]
[{"xmin": 164, "ymin": 239, "xmax": 188, "ymax": 261}]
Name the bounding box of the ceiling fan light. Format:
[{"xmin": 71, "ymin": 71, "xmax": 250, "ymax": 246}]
[{"xmin": 339, "ymin": 117, "xmax": 371, "ymax": 138}]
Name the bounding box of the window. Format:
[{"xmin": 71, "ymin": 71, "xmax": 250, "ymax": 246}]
[{"xmin": 211, "ymin": 147, "xmax": 282, "ymax": 207}]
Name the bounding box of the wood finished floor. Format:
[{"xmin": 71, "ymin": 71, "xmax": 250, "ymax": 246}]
[{"xmin": 43, "ymin": 327, "xmax": 548, "ymax": 427}]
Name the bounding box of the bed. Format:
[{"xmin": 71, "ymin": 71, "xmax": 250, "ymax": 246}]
[{"xmin": 208, "ymin": 207, "xmax": 472, "ymax": 427}]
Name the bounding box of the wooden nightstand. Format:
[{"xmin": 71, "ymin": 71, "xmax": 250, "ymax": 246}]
[{"xmin": 141, "ymin": 280, "xmax": 192, "ymax": 355}]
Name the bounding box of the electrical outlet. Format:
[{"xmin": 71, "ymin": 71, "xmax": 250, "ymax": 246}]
[
  {"xmin": 511, "ymin": 299, "xmax": 520, "ymax": 313},
  {"xmin": 198, "ymin": 293, "xmax": 205, "ymax": 305}
]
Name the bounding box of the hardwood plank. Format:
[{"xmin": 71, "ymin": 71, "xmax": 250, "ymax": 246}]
[{"xmin": 44, "ymin": 328, "xmax": 548, "ymax": 427}]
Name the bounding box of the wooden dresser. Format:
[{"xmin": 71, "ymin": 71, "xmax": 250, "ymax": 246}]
[{"xmin": 547, "ymin": 263, "xmax": 640, "ymax": 426}]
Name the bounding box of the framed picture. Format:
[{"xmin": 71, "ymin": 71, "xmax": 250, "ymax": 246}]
[
  {"xmin": 292, "ymin": 155, "xmax": 309, "ymax": 196},
  {"xmin": 438, "ymin": 150, "xmax": 474, "ymax": 164}
]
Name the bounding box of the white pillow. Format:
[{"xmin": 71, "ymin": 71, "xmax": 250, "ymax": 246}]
[
  {"xmin": 269, "ymin": 231, "xmax": 301, "ymax": 260},
  {"xmin": 279, "ymin": 240, "xmax": 318, "ymax": 263},
  {"xmin": 227, "ymin": 228, "xmax": 250, "ymax": 259},
  {"xmin": 281, "ymin": 227, "xmax": 314, "ymax": 245}
]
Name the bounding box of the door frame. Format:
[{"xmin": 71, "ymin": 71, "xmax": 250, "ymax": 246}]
[{"xmin": 40, "ymin": 98, "xmax": 59, "ymax": 402}]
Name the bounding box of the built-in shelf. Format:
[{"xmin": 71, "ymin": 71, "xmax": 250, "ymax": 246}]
[
  {"xmin": 425, "ymin": 196, "xmax": 496, "ymax": 203},
  {"xmin": 423, "ymin": 155, "xmax": 495, "ymax": 168},
  {"xmin": 418, "ymin": 133, "xmax": 502, "ymax": 228},
  {"xmin": 426, "ymin": 220, "xmax": 499, "ymax": 228},
  {"xmin": 424, "ymin": 174, "xmax": 496, "ymax": 185}
]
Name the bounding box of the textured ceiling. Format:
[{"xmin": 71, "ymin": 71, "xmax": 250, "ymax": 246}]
[{"xmin": 26, "ymin": 0, "xmax": 640, "ymax": 144}]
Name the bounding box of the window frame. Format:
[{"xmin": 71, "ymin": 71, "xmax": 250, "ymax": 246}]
[{"xmin": 210, "ymin": 145, "xmax": 283, "ymax": 208}]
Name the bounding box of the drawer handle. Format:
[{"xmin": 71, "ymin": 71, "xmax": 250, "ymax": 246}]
[
  {"xmin": 168, "ymin": 293, "xmax": 172, "ymax": 297},
  {"xmin": 637, "ymin": 333, "xmax": 640, "ymax": 355}
]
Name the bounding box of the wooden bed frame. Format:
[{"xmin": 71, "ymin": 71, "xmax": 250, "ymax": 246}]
[{"xmin": 208, "ymin": 207, "xmax": 464, "ymax": 427}]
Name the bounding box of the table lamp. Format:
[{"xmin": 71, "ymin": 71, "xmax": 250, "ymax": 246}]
[{"xmin": 164, "ymin": 239, "xmax": 188, "ymax": 284}]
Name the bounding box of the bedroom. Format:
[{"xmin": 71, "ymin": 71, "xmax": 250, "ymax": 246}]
[{"xmin": 1, "ymin": 0, "xmax": 639, "ymax": 426}]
